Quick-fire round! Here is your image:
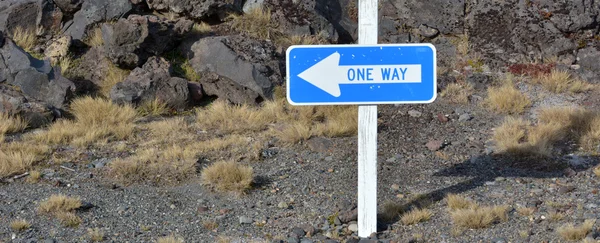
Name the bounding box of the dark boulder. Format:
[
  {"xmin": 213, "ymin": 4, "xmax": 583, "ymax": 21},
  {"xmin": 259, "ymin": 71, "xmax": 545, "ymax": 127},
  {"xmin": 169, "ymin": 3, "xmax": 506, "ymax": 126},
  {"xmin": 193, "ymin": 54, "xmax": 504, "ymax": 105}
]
[
  {"xmin": 63, "ymin": 0, "xmax": 132, "ymax": 41},
  {"xmin": 0, "ymin": 37, "xmax": 75, "ymax": 109},
  {"xmin": 0, "ymin": 0, "xmax": 63, "ymax": 36},
  {"xmin": 0, "ymin": 84, "xmax": 55, "ymax": 128},
  {"xmin": 102, "ymin": 14, "xmax": 193, "ymax": 69},
  {"xmin": 535, "ymin": 0, "xmax": 598, "ymax": 33},
  {"xmin": 53, "ymin": 0, "xmax": 83, "ymax": 14},
  {"xmin": 110, "ymin": 57, "xmax": 189, "ymax": 109},
  {"xmin": 144, "ymin": 0, "xmax": 242, "ymax": 20},
  {"xmin": 468, "ymin": 0, "xmax": 576, "ymax": 68},
  {"xmin": 575, "ymin": 47, "xmax": 600, "ymax": 83},
  {"xmin": 386, "ymin": 0, "xmax": 464, "ymax": 35},
  {"xmin": 182, "ymin": 35, "xmax": 281, "ymax": 105}
]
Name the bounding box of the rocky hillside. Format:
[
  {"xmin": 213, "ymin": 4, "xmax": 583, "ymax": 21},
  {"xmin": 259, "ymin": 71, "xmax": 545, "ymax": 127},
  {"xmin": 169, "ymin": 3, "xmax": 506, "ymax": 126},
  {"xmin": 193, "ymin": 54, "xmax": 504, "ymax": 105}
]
[{"xmin": 1, "ymin": 0, "xmax": 600, "ymax": 243}]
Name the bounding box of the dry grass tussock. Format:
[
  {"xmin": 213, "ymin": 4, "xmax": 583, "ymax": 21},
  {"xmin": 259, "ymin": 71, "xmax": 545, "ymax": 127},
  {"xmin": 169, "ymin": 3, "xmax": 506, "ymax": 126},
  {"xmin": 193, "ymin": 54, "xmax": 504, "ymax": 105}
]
[
  {"xmin": 534, "ymin": 70, "xmax": 594, "ymax": 94},
  {"xmin": 31, "ymin": 97, "xmax": 137, "ymax": 147},
  {"xmin": 441, "ymin": 83, "xmax": 474, "ymax": 104},
  {"xmin": 86, "ymin": 27, "xmax": 104, "ymax": 47},
  {"xmin": 556, "ymin": 219, "xmax": 596, "ymax": 241},
  {"xmin": 100, "ymin": 62, "xmax": 130, "ymax": 98},
  {"xmin": 110, "ymin": 145, "xmax": 197, "ymax": 185},
  {"xmin": 38, "ymin": 194, "xmax": 82, "ymax": 214},
  {"xmin": 446, "ymin": 194, "xmax": 509, "ymax": 229},
  {"xmin": 88, "ymin": 228, "xmax": 104, "ymax": 242},
  {"xmin": 196, "ymin": 97, "xmax": 358, "ymax": 144},
  {"xmin": 137, "ymin": 98, "xmax": 169, "ymax": 116},
  {"xmin": 484, "ymin": 76, "xmax": 531, "ymax": 114},
  {"xmin": 56, "ymin": 212, "xmax": 82, "ymax": 227},
  {"xmin": 0, "ymin": 141, "xmax": 49, "ymax": 177},
  {"xmin": 201, "ymin": 160, "xmax": 253, "ymax": 194},
  {"xmin": 493, "ymin": 106, "xmax": 600, "ymax": 156},
  {"xmin": 10, "ymin": 219, "xmax": 30, "ymax": 231},
  {"xmin": 516, "ymin": 207, "xmax": 536, "ymax": 216},
  {"xmin": 228, "ymin": 7, "xmax": 277, "ymax": 40},
  {"xmin": 276, "ymin": 34, "xmax": 328, "ymax": 48},
  {"xmin": 192, "ymin": 22, "xmax": 212, "ymax": 35},
  {"xmin": 0, "ymin": 113, "xmax": 28, "ymax": 136},
  {"xmin": 27, "ymin": 170, "xmax": 41, "ymax": 183},
  {"xmin": 401, "ymin": 208, "xmax": 433, "ymax": 225},
  {"xmin": 157, "ymin": 234, "xmax": 184, "ymax": 243},
  {"xmin": 11, "ymin": 26, "xmax": 36, "ymax": 53}
]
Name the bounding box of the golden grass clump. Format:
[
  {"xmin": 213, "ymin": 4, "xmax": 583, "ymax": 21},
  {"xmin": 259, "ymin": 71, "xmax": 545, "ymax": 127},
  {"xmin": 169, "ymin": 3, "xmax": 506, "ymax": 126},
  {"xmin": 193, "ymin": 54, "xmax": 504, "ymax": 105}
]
[
  {"xmin": 400, "ymin": 208, "xmax": 433, "ymax": 225},
  {"xmin": 0, "ymin": 113, "xmax": 28, "ymax": 135},
  {"xmin": 32, "ymin": 97, "xmax": 136, "ymax": 146},
  {"xmin": 556, "ymin": 219, "xmax": 596, "ymax": 241},
  {"xmin": 548, "ymin": 211, "xmax": 565, "ymax": 222},
  {"xmin": 534, "ymin": 70, "xmax": 594, "ymax": 94},
  {"xmin": 229, "ymin": 7, "xmax": 277, "ymax": 40},
  {"xmin": 137, "ymin": 98, "xmax": 169, "ymax": 116},
  {"xmin": 110, "ymin": 146, "xmax": 197, "ymax": 185},
  {"xmin": 100, "ymin": 62, "xmax": 130, "ymax": 98},
  {"xmin": 441, "ymin": 83, "xmax": 473, "ymax": 104},
  {"xmin": 485, "ymin": 77, "xmax": 531, "ymax": 114},
  {"xmin": 446, "ymin": 194, "xmax": 477, "ymax": 210},
  {"xmin": 201, "ymin": 160, "xmax": 253, "ymax": 194},
  {"xmin": 88, "ymin": 228, "xmax": 104, "ymax": 242},
  {"xmin": 86, "ymin": 27, "xmax": 104, "ymax": 47},
  {"xmin": 11, "ymin": 26, "xmax": 36, "ymax": 53},
  {"xmin": 38, "ymin": 194, "xmax": 82, "ymax": 214},
  {"xmin": 157, "ymin": 234, "xmax": 184, "ymax": 243},
  {"xmin": 450, "ymin": 205, "xmax": 509, "ymax": 229},
  {"xmin": 196, "ymin": 100, "xmax": 278, "ymax": 133},
  {"xmin": 10, "ymin": 219, "xmax": 30, "ymax": 231},
  {"xmin": 0, "ymin": 142, "xmax": 49, "ymax": 177},
  {"xmin": 192, "ymin": 22, "xmax": 212, "ymax": 35},
  {"xmin": 27, "ymin": 170, "xmax": 42, "ymax": 183},
  {"xmin": 56, "ymin": 212, "xmax": 82, "ymax": 227},
  {"xmin": 516, "ymin": 207, "xmax": 536, "ymax": 216},
  {"xmin": 446, "ymin": 194, "xmax": 509, "ymax": 229}
]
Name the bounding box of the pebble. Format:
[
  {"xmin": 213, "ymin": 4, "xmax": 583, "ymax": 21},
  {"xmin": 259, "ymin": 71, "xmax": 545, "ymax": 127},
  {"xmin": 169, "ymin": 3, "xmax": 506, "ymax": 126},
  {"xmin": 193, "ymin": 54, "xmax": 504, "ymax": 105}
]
[
  {"xmin": 495, "ymin": 177, "xmax": 506, "ymax": 182},
  {"xmin": 348, "ymin": 223, "xmax": 358, "ymax": 232},
  {"xmin": 585, "ymin": 203, "xmax": 598, "ymax": 209},
  {"xmin": 325, "ymin": 156, "xmax": 333, "ymax": 162},
  {"xmin": 408, "ymin": 110, "xmax": 422, "ymax": 117},
  {"xmin": 558, "ymin": 186, "xmax": 576, "ymax": 194},
  {"xmin": 291, "ymin": 227, "xmax": 306, "ymax": 238},
  {"xmin": 458, "ymin": 113, "xmax": 472, "ymax": 122},
  {"xmin": 391, "ymin": 184, "xmax": 400, "ymax": 191},
  {"xmin": 492, "ymin": 238, "xmax": 507, "ymax": 243},
  {"xmin": 485, "ymin": 181, "xmax": 496, "ymax": 186},
  {"xmin": 426, "ymin": 140, "xmax": 443, "ymax": 151},
  {"xmin": 278, "ymin": 202, "xmax": 289, "ymax": 209},
  {"xmin": 287, "ymin": 237, "xmax": 300, "ymax": 243},
  {"xmin": 44, "ymin": 240, "xmax": 56, "ymax": 243},
  {"xmin": 437, "ymin": 113, "xmax": 449, "ymax": 123},
  {"xmin": 300, "ymin": 239, "xmax": 314, "ymax": 243},
  {"xmin": 239, "ymin": 216, "xmax": 253, "ymax": 224}
]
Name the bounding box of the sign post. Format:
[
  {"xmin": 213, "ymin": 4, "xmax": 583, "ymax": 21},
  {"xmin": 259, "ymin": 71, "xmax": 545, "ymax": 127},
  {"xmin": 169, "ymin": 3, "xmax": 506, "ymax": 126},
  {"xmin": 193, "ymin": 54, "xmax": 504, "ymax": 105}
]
[
  {"xmin": 357, "ymin": 0, "xmax": 379, "ymax": 237},
  {"xmin": 285, "ymin": 0, "xmax": 436, "ymax": 238}
]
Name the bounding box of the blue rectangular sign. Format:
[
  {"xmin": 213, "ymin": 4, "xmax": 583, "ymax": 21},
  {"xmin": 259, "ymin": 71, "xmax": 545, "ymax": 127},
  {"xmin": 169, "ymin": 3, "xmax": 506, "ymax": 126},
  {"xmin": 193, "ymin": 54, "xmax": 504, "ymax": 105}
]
[{"xmin": 286, "ymin": 44, "xmax": 437, "ymax": 105}]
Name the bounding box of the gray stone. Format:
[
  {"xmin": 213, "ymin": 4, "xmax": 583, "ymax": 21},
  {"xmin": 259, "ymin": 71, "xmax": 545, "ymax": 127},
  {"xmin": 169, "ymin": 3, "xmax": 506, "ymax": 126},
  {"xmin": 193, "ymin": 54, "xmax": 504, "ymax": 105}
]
[
  {"xmin": 0, "ymin": 38, "xmax": 75, "ymax": 110},
  {"xmin": 347, "ymin": 223, "xmax": 358, "ymax": 232},
  {"xmin": 0, "ymin": 0, "xmax": 63, "ymax": 36},
  {"xmin": 278, "ymin": 202, "xmax": 289, "ymax": 209},
  {"xmin": 408, "ymin": 110, "xmax": 422, "ymax": 117},
  {"xmin": 467, "ymin": 73, "xmax": 493, "ymax": 90},
  {"xmin": 243, "ymin": 0, "xmax": 265, "ymax": 13},
  {"xmin": 239, "ymin": 216, "xmax": 253, "ymax": 224},
  {"xmin": 357, "ymin": 239, "xmax": 377, "ymax": 243},
  {"xmin": 426, "ymin": 140, "xmax": 443, "ymax": 151},
  {"xmin": 110, "ymin": 57, "xmax": 189, "ymax": 109},
  {"xmin": 576, "ymin": 47, "xmax": 600, "ymax": 83},
  {"xmin": 291, "ymin": 227, "xmax": 306, "ymax": 237},
  {"xmin": 389, "ymin": 0, "xmax": 464, "ymax": 35},
  {"xmin": 43, "ymin": 239, "xmax": 56, "ymax": 243},
  {"xmin": 64, "ymin": 0, "xmax": 132, "ymax": 40},
  {"xmin": 536, "ymin": 0, "xmax": 598, "ymax": 33},
  {"xmin": 458, "ymin": 113, "xmax": 472, "ymax": 122},
  {"xmin": 287, "ymin": 237, "xmax": 300, "ymax": 243},
  {"xmin": 145, "ymin": 0, "xmax": 241, "ymax": 20},
  {"xmin": 102, "ymin": 14, "xmax": 193, "ymax": 69},
  {"xmin": 182, "ymin": 36, "xmax": 280, "ymax": 105},
  {"xmin": 53, "ymin": 0, "xmax": 83, "ymax": 14},
  {"xmin": 324, "ymin": 156, "xmax": 333, "ymax": 162},
  {"xmin": 419, "ymin": 24, "xmax": 439, "ymax": 38},
  {"xmin": 300, "ymin": 239, "xmax": 314, "ymax": 243}
]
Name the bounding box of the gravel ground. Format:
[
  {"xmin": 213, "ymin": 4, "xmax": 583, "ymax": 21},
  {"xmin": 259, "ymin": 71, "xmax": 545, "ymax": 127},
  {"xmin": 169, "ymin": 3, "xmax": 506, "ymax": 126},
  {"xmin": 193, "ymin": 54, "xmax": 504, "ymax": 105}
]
[{"xmin": 1, "ymin": 86, "xmax": 600, "ymax": 243}]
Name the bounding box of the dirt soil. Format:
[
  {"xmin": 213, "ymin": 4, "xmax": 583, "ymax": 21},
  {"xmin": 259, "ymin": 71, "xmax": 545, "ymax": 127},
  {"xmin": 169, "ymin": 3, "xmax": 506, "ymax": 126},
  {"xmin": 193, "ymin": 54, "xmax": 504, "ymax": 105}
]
[{"xmin": 1, "ymin": 87, "xmax": 600, "ymax": 243}]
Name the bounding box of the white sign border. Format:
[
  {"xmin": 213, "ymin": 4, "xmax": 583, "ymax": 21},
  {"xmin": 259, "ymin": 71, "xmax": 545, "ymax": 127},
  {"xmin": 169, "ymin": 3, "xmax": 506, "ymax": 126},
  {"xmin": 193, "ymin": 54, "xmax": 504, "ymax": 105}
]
[{"xmin": 285, "ymin": 43, "xmax": 438, "ymax": 106}]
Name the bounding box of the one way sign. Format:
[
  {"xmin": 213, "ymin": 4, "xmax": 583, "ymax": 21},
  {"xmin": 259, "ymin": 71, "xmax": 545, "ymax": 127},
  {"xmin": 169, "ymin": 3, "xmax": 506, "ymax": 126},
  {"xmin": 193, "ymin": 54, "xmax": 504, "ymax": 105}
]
[{"xmin": 286, "ymin": 44, "xmax": 437, "ymax": 105}]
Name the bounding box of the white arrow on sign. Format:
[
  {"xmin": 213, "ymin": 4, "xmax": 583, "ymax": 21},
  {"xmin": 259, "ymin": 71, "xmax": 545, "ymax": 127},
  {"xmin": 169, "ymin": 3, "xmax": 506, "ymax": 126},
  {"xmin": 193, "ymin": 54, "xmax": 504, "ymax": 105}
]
[{"xmin": 297, "ymin": 52, "xmax": 422, "ymax": 97}]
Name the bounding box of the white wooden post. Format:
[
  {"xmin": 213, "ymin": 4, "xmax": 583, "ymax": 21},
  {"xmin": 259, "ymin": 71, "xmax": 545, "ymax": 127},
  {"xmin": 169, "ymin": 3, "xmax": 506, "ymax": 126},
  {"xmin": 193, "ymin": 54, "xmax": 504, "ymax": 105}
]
[{"xmin": 357, "ymin": 0, "xmax": 378, "ymax": 238}]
